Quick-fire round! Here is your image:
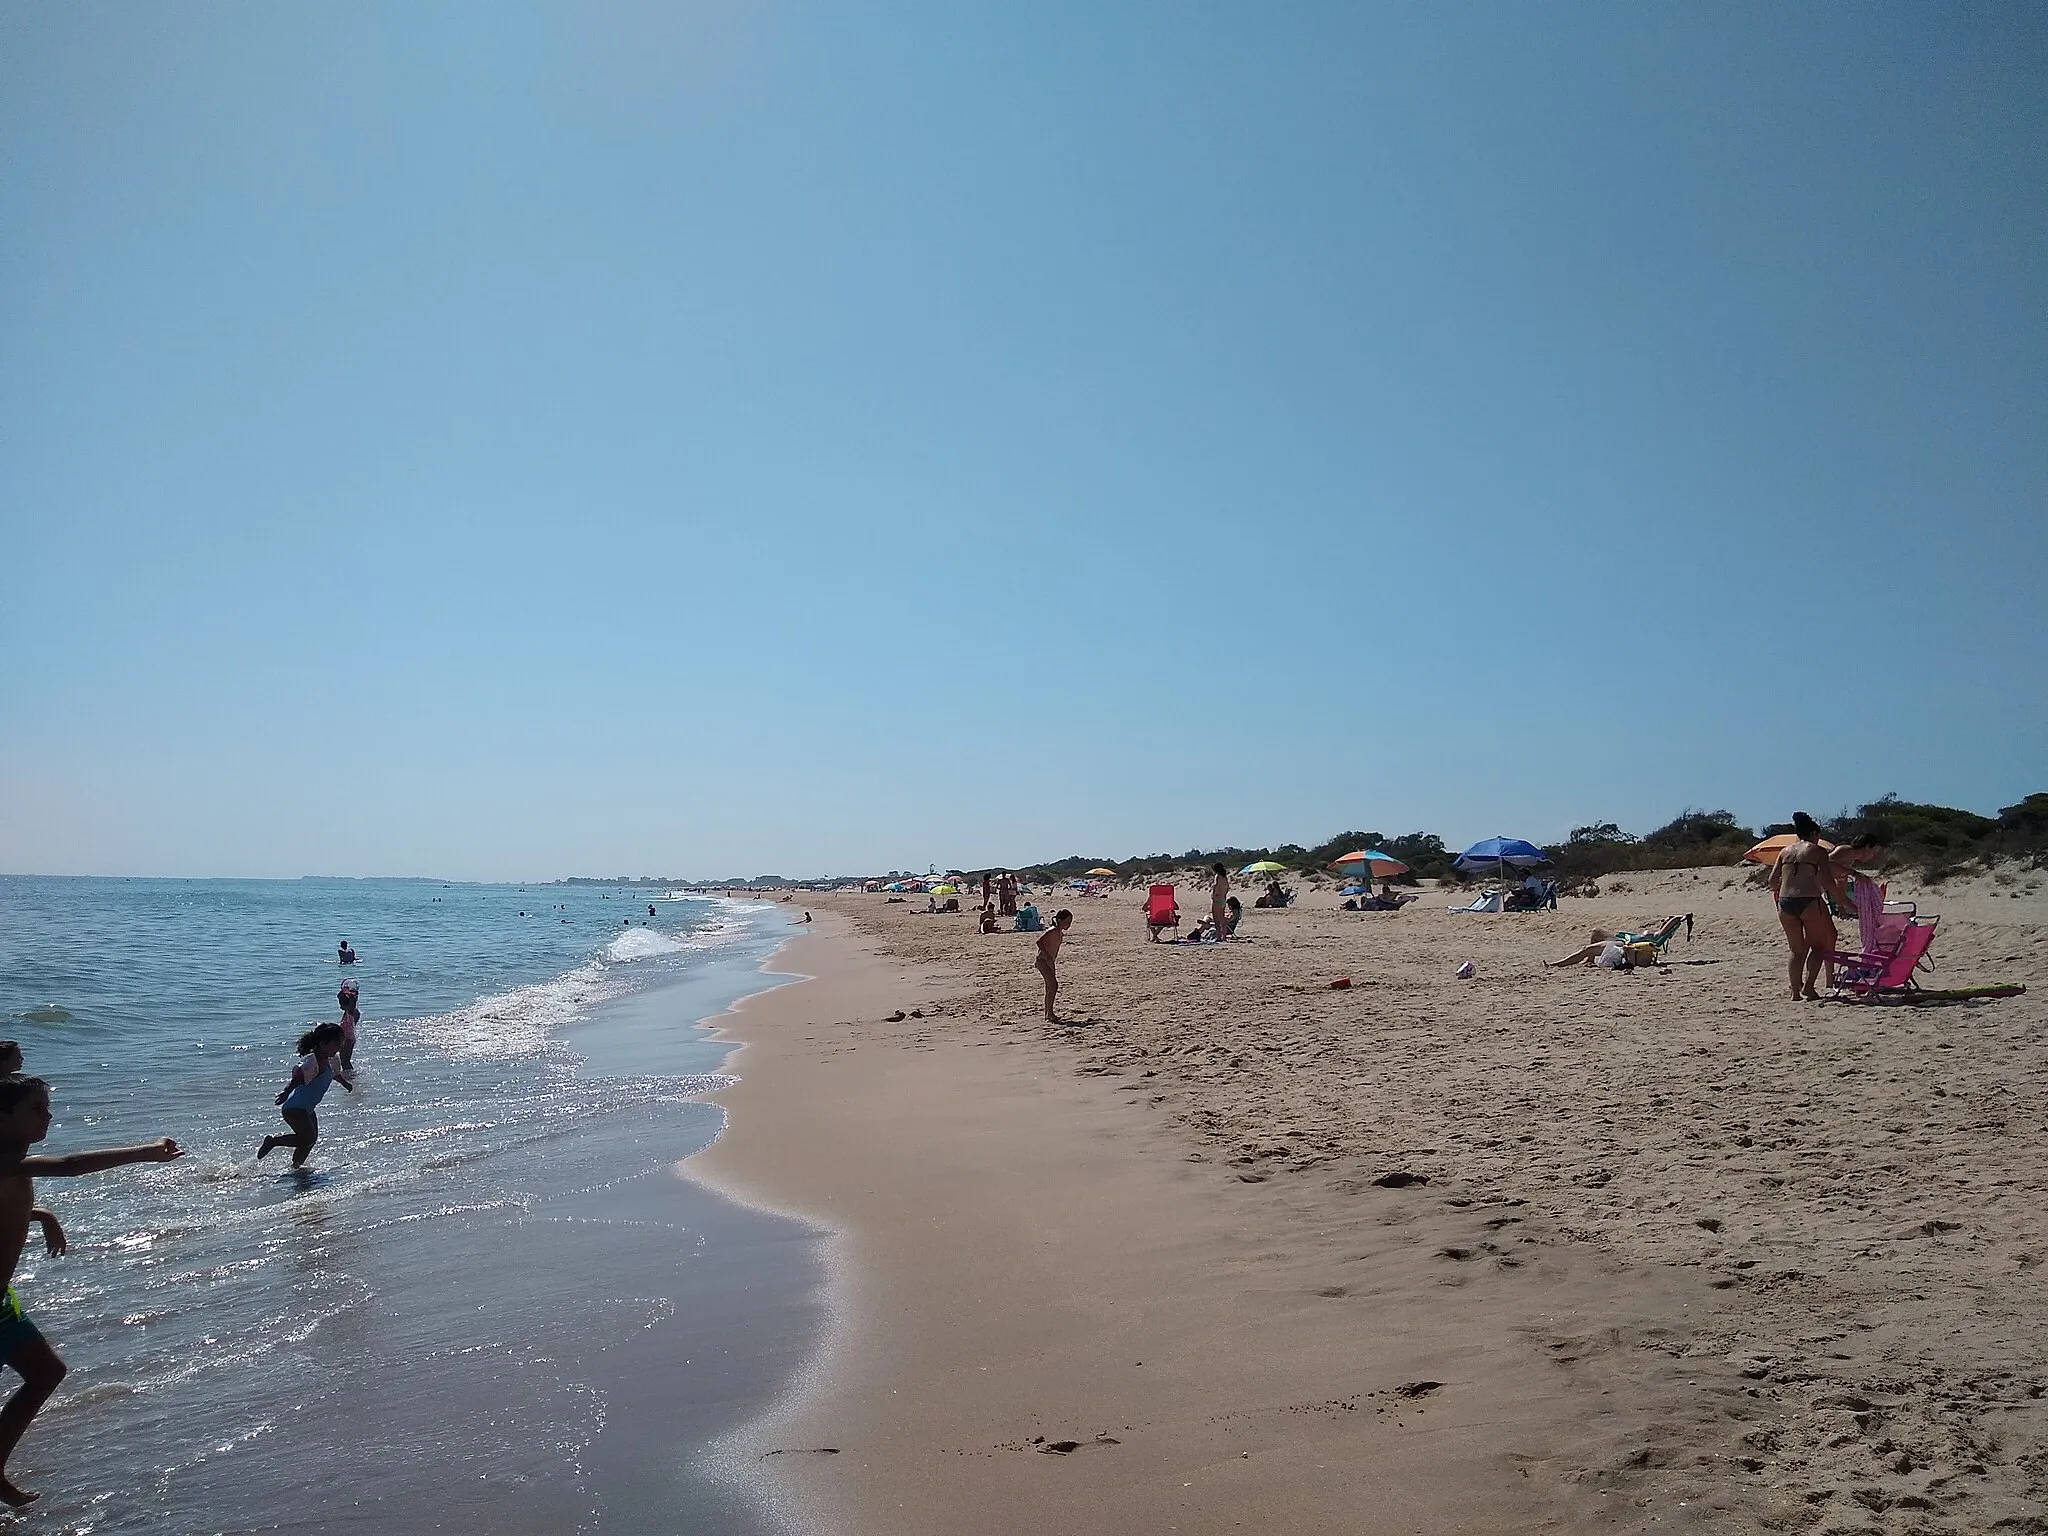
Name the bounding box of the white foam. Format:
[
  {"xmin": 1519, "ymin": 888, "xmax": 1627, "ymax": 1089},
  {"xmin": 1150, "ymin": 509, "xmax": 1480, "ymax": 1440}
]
[
  {"xmin": 411, "ymin": 901, "xmax": 778, "ymax": 1062},
  {"xmin": 604, "ymin": 928, "xmax": 694, "ymax": 962}
]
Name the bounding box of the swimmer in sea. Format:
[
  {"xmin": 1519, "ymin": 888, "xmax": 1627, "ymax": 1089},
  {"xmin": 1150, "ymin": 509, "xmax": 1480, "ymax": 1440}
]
[
  {"xmin": 258, "ymin": 1023, "xmax": 353, "ymax": 1168},
  {"xmin": 0, "ymin": 1073, "xmax": 181, "ymax": 1506},
  {"xmin": 337, "ymin": 940, "xmax": 357, "ymax": 965}
]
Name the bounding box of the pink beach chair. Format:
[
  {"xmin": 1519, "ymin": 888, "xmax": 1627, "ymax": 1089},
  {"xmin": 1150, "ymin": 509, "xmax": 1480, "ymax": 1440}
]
[
  {"xmin": 1144, "ymin": 885, "xmax": 1180, "ymax": 942},
  {"xmin": 1830, "ymin": 914, "xmax": 1939, "ymax": 997}
]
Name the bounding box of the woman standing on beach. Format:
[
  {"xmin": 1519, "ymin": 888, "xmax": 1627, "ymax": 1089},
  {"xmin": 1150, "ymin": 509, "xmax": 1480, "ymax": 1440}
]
[
  {"xmin": 1210, "ymin": 864, "xmax": 1230, "ymax": 942},
  {"xmin": 1770, "ymin": 812, "xmax": 1843, "ymax": 1001}
]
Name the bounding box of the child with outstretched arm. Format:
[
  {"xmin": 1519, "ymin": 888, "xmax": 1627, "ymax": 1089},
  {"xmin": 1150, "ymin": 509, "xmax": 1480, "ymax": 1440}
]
[{"xmin": 0, "ymin": 1072, "xmax": 181, "ymax": 1506}]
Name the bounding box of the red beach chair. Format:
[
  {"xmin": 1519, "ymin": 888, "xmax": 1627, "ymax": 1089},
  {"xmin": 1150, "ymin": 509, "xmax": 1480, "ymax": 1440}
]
[{"xmin": 1144, "ymin": 885, "xmax": 1180, "ymax": 942}]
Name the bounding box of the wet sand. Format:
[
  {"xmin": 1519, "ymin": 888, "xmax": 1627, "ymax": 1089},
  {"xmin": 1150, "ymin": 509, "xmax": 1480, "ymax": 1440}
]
[{"xmin": 697, "ymin": 869, "xmax": 2046, "ymax": 1534}]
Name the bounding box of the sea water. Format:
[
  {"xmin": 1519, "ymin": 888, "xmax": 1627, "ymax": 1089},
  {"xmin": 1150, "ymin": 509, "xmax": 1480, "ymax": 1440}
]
[{"xmin": 0, "ymin": 877, "xmax": 819, "ymax": 1535}]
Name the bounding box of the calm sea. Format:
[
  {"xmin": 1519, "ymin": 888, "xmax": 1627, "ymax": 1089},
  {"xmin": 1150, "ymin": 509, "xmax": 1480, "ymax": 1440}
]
[{"xmin": 0, "ymin": 876, "xmax": 820, "ymax": 1535}]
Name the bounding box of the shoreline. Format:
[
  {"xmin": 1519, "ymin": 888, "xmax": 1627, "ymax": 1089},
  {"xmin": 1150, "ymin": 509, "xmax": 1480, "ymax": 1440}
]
[
  {"xmin": 681, "ymin": 910, "xmax": 1726, "ymax": 1533},
  {"xmin": 683, "ymin": 874, "xmax": 2046, "ymax": 1534}
]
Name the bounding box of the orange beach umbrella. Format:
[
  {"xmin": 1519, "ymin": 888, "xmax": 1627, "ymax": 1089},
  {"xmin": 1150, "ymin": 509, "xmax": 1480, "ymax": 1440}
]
[{"xmin": 1742, "ymin": 833, "xmax": 1837, "ymax": 866}]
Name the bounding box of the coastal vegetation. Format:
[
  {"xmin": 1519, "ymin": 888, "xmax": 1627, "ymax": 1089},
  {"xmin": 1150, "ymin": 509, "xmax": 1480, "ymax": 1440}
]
[{"xmin": 994, "ymin": 792, "xmax": 2048, "ymax": 887}]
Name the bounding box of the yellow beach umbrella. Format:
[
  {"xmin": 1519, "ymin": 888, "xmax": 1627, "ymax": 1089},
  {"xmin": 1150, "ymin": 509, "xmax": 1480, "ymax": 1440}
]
[
  {"xmin": 1084, "ymin": 867, "xmax": 1118, "ymax": 878},
  {"xmin": 931, "ymin": 883, "xmax": 961, "ymax": 895}
]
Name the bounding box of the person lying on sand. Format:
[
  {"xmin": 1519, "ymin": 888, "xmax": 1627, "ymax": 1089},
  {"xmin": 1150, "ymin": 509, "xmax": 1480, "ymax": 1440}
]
[{"xmin": 1547, "ymin": 920, "xmax": 1681, "ymax": 968}]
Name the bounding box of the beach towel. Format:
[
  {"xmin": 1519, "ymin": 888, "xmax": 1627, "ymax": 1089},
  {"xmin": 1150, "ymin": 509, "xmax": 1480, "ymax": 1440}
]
[{"xmin": 1853, "ymin": 875, "xmax": 1885, "ymax": 955}]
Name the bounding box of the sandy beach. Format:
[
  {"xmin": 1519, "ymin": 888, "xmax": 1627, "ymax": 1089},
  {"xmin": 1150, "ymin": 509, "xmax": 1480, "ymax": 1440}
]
[{"xmin": 693, "ymin": 869, "xmax": 2046, "ymax": 1535}]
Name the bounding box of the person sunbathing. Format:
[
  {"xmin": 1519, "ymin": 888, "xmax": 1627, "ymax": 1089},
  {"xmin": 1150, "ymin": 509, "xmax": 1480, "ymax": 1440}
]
[{"xmin": 1547, "ymin": 917, "xmax": 1681, "ymax": 967}]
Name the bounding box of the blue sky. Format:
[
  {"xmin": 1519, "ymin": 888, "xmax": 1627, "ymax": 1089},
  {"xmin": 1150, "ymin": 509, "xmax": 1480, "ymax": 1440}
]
[{"xmin": 4, "ymin": 2, "xmax": 2043, "ymax": 880}]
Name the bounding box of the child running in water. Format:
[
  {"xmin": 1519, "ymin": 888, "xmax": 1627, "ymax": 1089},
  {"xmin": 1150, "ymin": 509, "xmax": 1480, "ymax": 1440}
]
[
  {"xmin": 0, "ymin": 1073, "xmax": 181, "ymax": 1506},
  {"xmin": 258, "ymin": 1023, "xmax": 353, "ymax": 1168},
  {"xmin": 336, "ymin": 981, "xmax": 361, "ymax": 1071},
  {"xmin": 1034, "ymin": 909, "xmax": 1074, "ymax": 1023}
]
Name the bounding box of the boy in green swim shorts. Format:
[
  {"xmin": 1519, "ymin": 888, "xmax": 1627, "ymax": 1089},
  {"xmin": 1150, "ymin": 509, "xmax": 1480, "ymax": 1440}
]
[{"xmin": 0, "ymin": 1073, "xmax": 180, "ymax": 1507}]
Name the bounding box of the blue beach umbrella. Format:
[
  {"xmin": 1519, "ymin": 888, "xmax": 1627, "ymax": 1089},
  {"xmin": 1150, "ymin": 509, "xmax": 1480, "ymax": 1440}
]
[{"xmin": 1453, "ymin": 837, "xmax": 1549, "ymax": 876}]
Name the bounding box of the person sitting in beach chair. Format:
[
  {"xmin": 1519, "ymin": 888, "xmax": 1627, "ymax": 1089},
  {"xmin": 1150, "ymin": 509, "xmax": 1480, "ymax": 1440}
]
[
  {"xmin": 1144, "ymin": 885, "xmax": 1179, "ymax": 942},
  {"xmin": 1015, "ymin": 903, "xmax": 1043, "ymax": 933},
  {"xmin": 1253, "ymin": 879, "xmax": 1293, "ymax": 909},
  {"xmin": 1224, "ymin": 896, "xmax": 1242, "ymax": 936}
]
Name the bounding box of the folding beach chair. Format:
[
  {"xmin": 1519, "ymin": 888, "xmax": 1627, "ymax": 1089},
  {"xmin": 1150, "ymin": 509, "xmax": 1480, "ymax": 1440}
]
[
  {"xmin": 1145, "ymin": 885, "xmax": 1180, "ymax": 941},
  {"xmin": 1830, "ymin": 915, "xmax": 1939, "ymax": 997},
  {"xmin": 1616, "ymin": 914, "xmax": 1689, "ymax": 957},
  {"xmin": 1447, "ymin": 890, "xmax": 1504, "ymax": 913}
]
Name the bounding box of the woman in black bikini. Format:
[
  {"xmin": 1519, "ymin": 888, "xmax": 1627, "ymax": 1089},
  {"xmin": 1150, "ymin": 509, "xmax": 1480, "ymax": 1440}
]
[{"xmin": 1770, "ymin": 811, "xmax": 1842, "ymax": 1000}]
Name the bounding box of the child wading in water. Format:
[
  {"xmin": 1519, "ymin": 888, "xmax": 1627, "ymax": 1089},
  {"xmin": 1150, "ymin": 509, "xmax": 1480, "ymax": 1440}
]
[
  {"xmin": 0, "ymin": 1072, "xmax": 182, "ymax": 1506},
  {"xmin": 258, "ymin": 1023, "xmax": 353, "ymax": 1168},
  {"xmin": 1034, "ymin": 909, "xmax": 1074, "ymax": 1023},
  {"xmin": 336, "ymin": 981, "xmax": 361, "ymax": 1071}
]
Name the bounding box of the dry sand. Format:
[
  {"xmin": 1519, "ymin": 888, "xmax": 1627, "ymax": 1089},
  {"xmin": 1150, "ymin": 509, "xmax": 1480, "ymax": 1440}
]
[{"xmin": 692, "ymin": 867, "xmax": 2047, "ymax": 1535}]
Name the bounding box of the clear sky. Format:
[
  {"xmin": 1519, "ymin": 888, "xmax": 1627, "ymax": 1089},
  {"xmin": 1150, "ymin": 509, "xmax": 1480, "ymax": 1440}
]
[{"xmin": 4, "ymin": 3, "xmax": 2043, "ymax": 881}]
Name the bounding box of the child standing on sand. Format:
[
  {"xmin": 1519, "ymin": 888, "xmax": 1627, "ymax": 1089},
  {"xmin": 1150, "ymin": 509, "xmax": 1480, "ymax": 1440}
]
[
  {"xmin": 0, "ymin": 1073, "xmax": 181, "ymax": 1506},
  {"xmin": 258, "ymin": 1023, "xmax": 353, "ymax": 1168},
  {"xmin": 1034, "ymin": 910, "xmax": 1074, "ymax": 1023}
]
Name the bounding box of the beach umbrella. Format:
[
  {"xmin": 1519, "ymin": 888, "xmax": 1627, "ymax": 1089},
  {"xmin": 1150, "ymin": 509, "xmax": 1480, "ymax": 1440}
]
[
  {"xmin": 1743, "ymin": 833, "xmax": 1837, "ymax": 866},
  {"xmin": 1241, "ymin": 860, "xmax": 1288, "ymax": 875},
  {"xmin": 931, "ymin": 883, "xmax": 960, "ymax": 895},
  {"xmin": 1085, "ymin": 867, "xmax": 1118, "ymax": 878},
  {"xmin": 1332, "ymin": 849, "xmax": 1410, "ymax": 878},
  {"xmin": 1453, "ymin": 837, "xmax": 1548, "ymax": 876}
]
